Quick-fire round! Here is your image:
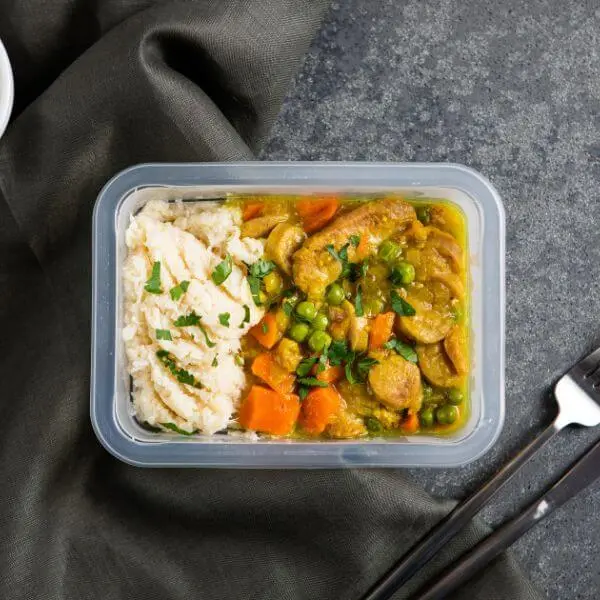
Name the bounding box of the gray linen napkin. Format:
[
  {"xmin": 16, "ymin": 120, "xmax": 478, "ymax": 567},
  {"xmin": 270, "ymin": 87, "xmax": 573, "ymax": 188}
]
[{"xmin": 0, "ymin": 1, "xmax": 541, "ymax": 598}]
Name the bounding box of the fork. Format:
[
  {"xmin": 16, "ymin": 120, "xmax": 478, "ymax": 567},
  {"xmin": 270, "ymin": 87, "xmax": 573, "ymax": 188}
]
[{"xmin": 363, "ymin": 346, "xmax": 600, "ymax": 600}]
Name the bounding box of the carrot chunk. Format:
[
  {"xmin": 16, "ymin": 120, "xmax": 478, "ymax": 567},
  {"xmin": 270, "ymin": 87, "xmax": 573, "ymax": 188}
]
[
  {"xmin": 401, "ymin": 412, "xmax": 419, "ymax": 434},
  {"xmin": 299, "ymin": 386, "xmax": 342, "ymax": 435},
  {"xmin": 242, "ymin": 202, "xmax": 264, "ymax": 221},
  {"xmin": 296, "ymin": 197, "xmax": 340, "ymax": 233},
  {"xmin": 249, "ymin": 312, "xmax": 281, "ymax": 349},
  {"xmin": 238, "ymin": 385, "xmax": 300, "ymax": 435},
  {"xmin": 251, "ymin": 352, "xmax": 296, "ymax": 395},
  {"xmin": 315, "ymin": 364, "xmax": 344, "ymax": 384},
  {"xmin": 368, "ymin": 312, "xmax": 395, "ymax": 351}
]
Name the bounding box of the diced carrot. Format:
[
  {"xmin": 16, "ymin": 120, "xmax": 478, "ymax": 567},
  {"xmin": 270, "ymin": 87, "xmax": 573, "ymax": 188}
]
[
  {"xmin": 296, "ymin": 197, "xmax": 340, "ymax": 233},
  {"xmin": 315, "ymin": 364, "xmax": 344, "ymax": 384},
  {"xmin": 369, "ymin": 312, "xmax": 395, "ymax": 351},
  {"xmin": 299, "ymin": 386, "xmax": 342, "ymax": 435},
  {"xmin": 402, "ymin": 412, "xmax": 419, "ymax": 434},
  {"xmin": 355, "ymin": 233, "xmax": 369, "ymax": 259},
  {"xmin": 249, "ymin": 312, "xmax": 281, "ymax": 349},
  {"xmin": 238, "ymin": 385, "xmax": 300, "ymax": 435},
  {"xmin": 242, "ymin": 202, "xmax": 264, "ymax": 221},
  {"xmin": 251, "ymin": 352, "xmax": 296, "ymax": 395}
]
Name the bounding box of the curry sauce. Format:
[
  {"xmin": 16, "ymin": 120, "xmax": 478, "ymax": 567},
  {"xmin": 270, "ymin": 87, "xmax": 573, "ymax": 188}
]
[{"xmin": 228, "ymin": 194, "xmax": 469, "ymax": 439}]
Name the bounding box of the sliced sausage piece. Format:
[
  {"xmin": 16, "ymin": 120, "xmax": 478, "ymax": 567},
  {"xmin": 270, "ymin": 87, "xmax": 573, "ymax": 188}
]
[
  {"xmin": 368, "ymin": 354, "xmax": 422, "ymax": 412},
  {"xmin": 293, "ymin": 198, "xmax": 416, "ymax": 298},
  {"xmin": 416, "ymin": 342, "xmax": 463, "ymax": 388},
  {"xmin": 444, "ymin": 325, "xmax": 468, "ymax": 375},
  {"xmin": 241, "ymin": 215, "xmax": 288, "ymax": 238},
  {"xmin": 265, "ymin": 222, "xmax": 305, "ymax": 275},
  {"xmin": 396, "ymin": 283, "xmax": 454, "ymax": 344}
]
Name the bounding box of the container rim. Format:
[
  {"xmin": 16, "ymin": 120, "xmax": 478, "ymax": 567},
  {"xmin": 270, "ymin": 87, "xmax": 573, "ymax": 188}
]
[{"xmin": 91, "ymin": 161, "xmax": 505, "ymax": 468}]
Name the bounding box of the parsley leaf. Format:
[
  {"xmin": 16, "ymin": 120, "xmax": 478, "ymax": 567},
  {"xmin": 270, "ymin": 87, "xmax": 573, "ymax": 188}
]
[
  {"xmin": 298, "ymin": 386, "xmax": 310, "ymax": 401},
  {"xmin": 345, "ymin": 361, "xmax": 357, "ymax": 385},
  {"xmin": 240, "ymin": 305, "xmax": 251, "ymax": 328},
  {"xmin": 355, "ymin": 356, "xmax": 379, "ymax": 382},
  {"xmin": 144, "ymin": 261, "xmax": 162, "ymax": 294},
  {"xmin": 326, "ymin": 243, "xmax": 350, "ymax": 272},
  {"xmin": 211, "ymin": 254, "xmax": 233, "ymax": 285},
  {"xmin": 296, "ymin": 357, "xmax": 318, "ymax": 377},
  {"xmin": 218, "ymin": 312, "xmax": 230, "ymax": 327},
  {"xmin": 174, "ymin": 311, "xmax": 201, "ymax": 327},
  {"xmin": 327, "ymin": 340, "xmax": 351, "ymax": 366},
  {"xmin": 246, "ymin": 259, "xmax": 276, "ymax": 305},
  {"xmin": 156, "ymin": 350, "xmax": 203, "ymax": 388},
  {"xmin": 261, "ymin": 321, "xmax": 269, "ymax": 334},
  {"xmin": 198, "ymin": 324, "xmax": 216, "ymax": 348},
  {"xmin": 390, "ymin": 290, "xmax": 416, "ymax": 316},
  {"xmin": 282, "ymin": 301, "xmax": 293, "ymax": 317},
  {"xmin": 383, "ymin": 338, "xmax": 418, "ymax": 363},
  {"xmin": 169, "ymin": 280, "xmax": 190, "ymax": 301},
  {"xmin": 234, "ymin": 354, "xmax": 244, "ymax": 367},
  {"xmin": 211, "ymin": 356, "xmax": 218, "ymax": 367},
  {"xmin": 297, "ymin": 377, "xmax": 329, "ymax": 388},
  {"xmin": 349, "ymin": 234, "xmax": 361, "ymax": 248},
  {"xmin": 156, "ymin": 329, "xmax": 172, "ymax": 341},
  {"xmin": 317, "ymin": 353, "xmax": 328, "ymax": 373},
  {"xmin": 160, "ymin": 422, "xmax": 198, "ymax": 436},
  {"xmin": 355, "ymin": 285, "xmax": 364, "ymax": 317}
]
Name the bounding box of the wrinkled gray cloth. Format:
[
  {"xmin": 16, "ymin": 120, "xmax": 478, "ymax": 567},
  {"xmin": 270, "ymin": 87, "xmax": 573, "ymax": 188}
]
[{"xmin": 0, "ymin": 2, "xmax": 542, "ymax": 599}]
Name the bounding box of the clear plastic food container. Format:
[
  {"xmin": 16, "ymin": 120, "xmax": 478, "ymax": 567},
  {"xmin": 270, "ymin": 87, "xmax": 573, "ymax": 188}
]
[{"xmin": 91, "ymin": 162, "xmax": 505, "ymax": 468}]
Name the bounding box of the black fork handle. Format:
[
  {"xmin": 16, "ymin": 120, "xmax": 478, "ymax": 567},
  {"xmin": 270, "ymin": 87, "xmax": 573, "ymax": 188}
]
[{"xmin": 362, "ymin": 422, "xmax": 560, "ymax": 600}]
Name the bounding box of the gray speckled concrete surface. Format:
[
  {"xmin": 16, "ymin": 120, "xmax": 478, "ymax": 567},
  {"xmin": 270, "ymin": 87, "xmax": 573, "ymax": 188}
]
[{"xmin": 262, "ymin": 1, "xmax": 600, "ymax": 598}]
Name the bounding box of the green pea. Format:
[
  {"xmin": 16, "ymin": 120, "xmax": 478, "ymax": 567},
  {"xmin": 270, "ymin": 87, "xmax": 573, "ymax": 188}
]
[
  {"xmin": 447, "ymin": 388, "xmax": 464, "ymax": 405},
  {"xmin": 308, "ymin": 330, "xmax": 332, "ymax": 352},
  {"xmin": 392, "ymin": 261, "xmax": 416, "ymax": 285},
  {"xmin": 296, "ymin": 301, "xmax": 317, "ymax": 322},
  {"xmin": 378, "ymin": 239, "xmax": 401, "ymax": 263},
  {"xmin": 312, "ymin": 313, "xmax": 329, "ymax": 331},
  {"xmin": 326, "ymin": 283, "xmax": 345, "ymax": 306},
  {"xmin": 364, "ymin": 297, "xmax": 385, "ymax": 317},
  {"xmin": 419, "ymin": 407, "xmax": 435, "ymax": 428},
  {"xmin": 365, "ymin": 417, "xmax": 383, "ymax": 433},
  {"xmin": 416, "ymin": 206, "xmax": 431, "ymax": 224},
  {"xmin": 289, "ymin": 322, "xmax": 310, "ymax": 343},
  {"xmin": 436, "ymin": 404, "xmax": 458, "ymax": 425}
]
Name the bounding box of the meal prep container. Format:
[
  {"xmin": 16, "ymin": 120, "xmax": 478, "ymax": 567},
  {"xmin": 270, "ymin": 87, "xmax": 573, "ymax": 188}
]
[
  {"xmin": 91, "ymin": 162, "xmax": 505, "ymax": 468},
  {"xmin": 0, "ymin": 39, "xmax": 14, "ymax": 140}
]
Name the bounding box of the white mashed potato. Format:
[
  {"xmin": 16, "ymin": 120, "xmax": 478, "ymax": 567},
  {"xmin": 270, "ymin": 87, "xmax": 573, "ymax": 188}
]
[{"xmin": 123, "ymin": 200, "xmax": 264, "ymax": 434}]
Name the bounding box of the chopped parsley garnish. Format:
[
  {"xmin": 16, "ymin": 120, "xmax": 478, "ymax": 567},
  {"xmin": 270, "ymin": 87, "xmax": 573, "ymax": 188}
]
[
  {"xmin": 326, "ymin": 243, "xmax": 349, "ymax": 264},
  {"xmin": 211, "ymin": 356, "xmax": 218, "ymax": 367},
  {"xmin": 246, "ymin": 259, "xmax": 276, "ymax": 305},
  {"xmin": 349, "ymin": 234, "xmax": 361, "ymax": 248},
  {"xmin": 282, "ymin": 301, "xmax": 293, "ymax": 317},
  {"xmin": 355, "ymin": 356, "xmax": 379, "ymax": 381},
  {"xmin": 261, "ymin": 321, "xmax": 269, "ymax": 334},
  {"xmin": 384, "ymin": 338, "xmax": 418, "ymax": 363},
  {"xmin": 390, "ymin": 290, "xmax": 416, "ymax": 316},
  {"xmin": 234, "ymin": 353, "xmax": 244, "ymax": 366},
  {"xmin": 355, "ymin": 285, "xmax": 364, "ymax": 317},
  {"xmin": 296, "ymin": 356, "xmax": 318, "ymax": 377},
  {"xmin": 344, "ymin": 361, "xmax": 357, "ymax": 385},
  {"xmin": 198, "ymin": 324, "xmax": 216, "ymax": 348},
  {"xmin": 174, "ymin": 311, "xmax": 201, "ymax": 327},
  {"xmin": 155, "ymin": 329, "xmax": 172, "ymax": 341},
  {"xmin": 156, "ymin": 350, "xmax": 203, "ymax": 388},
  {"xmin": 211, "ymin": 254, "xmax": 233, "ymax": 285},
  {"xmin": 218, "ymin": 312, "xmax": 230, "ymax": 327},
  {"xmin": 297, "ymin": 377, "xmax": 329, "ymax": 388},
  {"xmin": 240, "ymin": 305, "xmax": 251, "ymax": 328},
  {"xmin": 298, "ymin": 386, "xmax": 310, "ymax": 401},
  {"xmin": 144, "ymin": 261, "xmax": 162, "ymax": 294},
  {"xmin": 169, "ymin": 280, "xmax": 190, "ymax": 301},
  {"xmin": 327, "ymin": 340, "xmax": 351, "ymax": 366},
  {"xmin": 317, "ymin": 353, "xmax": 328, "ymax": 373},
  {"xmin": 160, "ymin": 422, "xmax": 198, "ymax": 436}
]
